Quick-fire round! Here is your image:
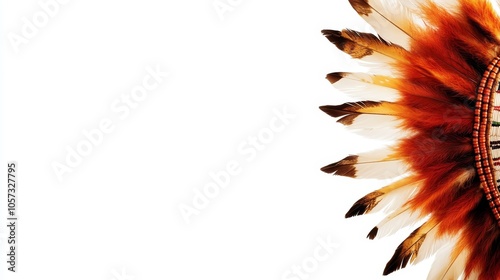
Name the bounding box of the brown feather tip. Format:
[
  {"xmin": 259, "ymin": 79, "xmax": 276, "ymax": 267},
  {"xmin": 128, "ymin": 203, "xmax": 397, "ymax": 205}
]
[
  {"xmin": 383, "ymin": 247, "xmax": 411, "ymax": 276},
  {"xmin": 321, "ymin": 155, "xmax": 359, "ymax": 177},
  {"xmin": 348, "ymin": 0, "xmax": 371, "ymax": 16},
  {"xmin": 338, "ymin": 114, "xmax": 358, "ymax": 125},
  {"xmin": 319, "ymin": 105, "xmax": 357, "ymax": 125},
  {"xmin": 345, "ymin": 190, "xmax": 383, "ymax": 218},
  {"xmin": 320, "ymin": 101, "xmax": 381, "ymax": 125},
  {"xmin": 320, "ymin": 101, "xmax": 381, "ymax": 116},
  {"xmin": 321, "ymin": 29, "xmax": 342, "ymax": 41},
  {"xmin": 321, "ymin": 29, "xmax": 374, "ymax": 59},
  {"xmin": 319, "ymin": 105, "xmax": 352, "ymax": 118},
  {"xmin": 367, "ymin": 226, "xmax": 379, "ymax": 239},
  {"xmin": 326, "ymin": 72, "xmax": 345, "ymax": 84},
  {"xmin": 383, "ymin": 226, "xmax": 423, "ymax": 275}
]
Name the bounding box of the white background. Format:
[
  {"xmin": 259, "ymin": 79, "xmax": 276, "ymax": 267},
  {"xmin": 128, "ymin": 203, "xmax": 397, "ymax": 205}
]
[{"xmin": 0, "ymin": 0, "xmax": 431, "ymax": 279}]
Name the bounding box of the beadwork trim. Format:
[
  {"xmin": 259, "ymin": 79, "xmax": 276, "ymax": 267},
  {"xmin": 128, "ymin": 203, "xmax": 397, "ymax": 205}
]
[{"xmin": 474, "ymin": 57, "xmax": 500, "ymax": 225}]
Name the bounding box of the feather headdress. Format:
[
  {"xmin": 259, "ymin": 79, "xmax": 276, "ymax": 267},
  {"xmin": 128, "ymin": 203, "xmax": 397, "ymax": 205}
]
[{"xmin": 321, "ymin": 0, "xmax": 500, "ymax": 278}]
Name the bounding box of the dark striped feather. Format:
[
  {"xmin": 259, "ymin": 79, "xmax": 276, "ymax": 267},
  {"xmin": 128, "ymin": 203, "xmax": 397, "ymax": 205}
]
[
  {"xmin": 322, "ymin": 29, "xmax": 407, "ymax": 61},
  {"xmin": 383, "ymin": 220, "xmax": 438, "ymax": 275}
]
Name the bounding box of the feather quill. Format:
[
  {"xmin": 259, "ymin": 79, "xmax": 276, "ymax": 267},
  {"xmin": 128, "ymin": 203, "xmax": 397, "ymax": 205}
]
[{"xmin": 383, "ymin": 219, "xmax": 439, "ymax": 275}]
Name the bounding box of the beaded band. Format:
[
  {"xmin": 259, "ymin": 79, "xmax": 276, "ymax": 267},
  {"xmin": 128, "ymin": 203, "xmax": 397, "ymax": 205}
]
[{"xmin": 474, "ymin": 57, "xmax": 500, "ymax": 225}]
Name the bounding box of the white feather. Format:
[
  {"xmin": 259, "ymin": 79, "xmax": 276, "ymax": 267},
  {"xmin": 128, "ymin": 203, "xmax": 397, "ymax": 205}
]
[
  {"xmin": 372, "ymin": 207, "xmax": 423, "ymax": 238},
  {"xmin": 399, "ymin": 0, "xmax": 459, "ymax": 13},
  {"xmin": 357, "ymin": 60, "xmax": 399, "ymax": 76},
  {"xmin": 371, "ymin": 180, "xmax": 419, "ymax": 213},
  {"xmin": 341, "ymin": 147, "xmax": 408, "ymax": 179},
  {"xmin": 345, "ymin": 114, "xmax": 412, "ymax": 140},
  {"xmin": 353, "ymin": 160, "xmax": 407, "ymax": 179},
  {"xmin": 427, "ymin": 239, "xmax": 467, "ymax": 280},
  {"xmin": 356, "ymin": 146, "xmax": 397, "ymax": 161},
  {"xmin": 332, "ymin": 74, "xmax": 401, "ymax": 101},
  {"xmin": 338, "ymin": 47, "xmax": 400, "ymax": 76},
  {"xmin": 414, "ymin": 229, "xmax": 449, "ymax": 264},
  {"xmin": 349, "ymin": 126, "xmax": 409, "ymax": 141},
  {"xmin": 353, "ymin": 0, "xmax": 413, "ymax": 49}
]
